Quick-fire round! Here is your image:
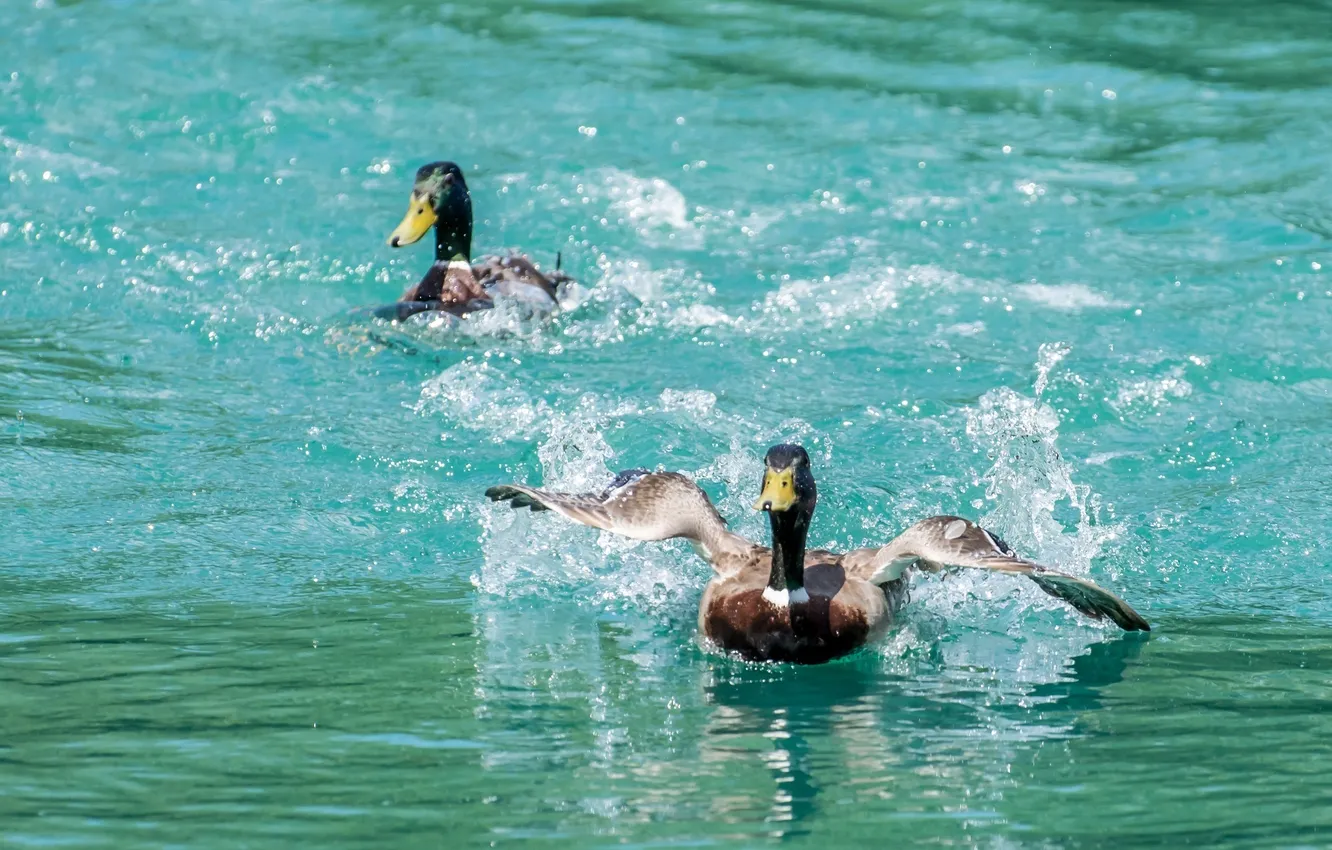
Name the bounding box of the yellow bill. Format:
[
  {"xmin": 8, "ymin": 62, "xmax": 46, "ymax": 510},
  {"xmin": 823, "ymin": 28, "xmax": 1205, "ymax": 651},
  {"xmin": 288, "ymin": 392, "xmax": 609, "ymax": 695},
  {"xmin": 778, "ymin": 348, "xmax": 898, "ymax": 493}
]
[
  {"xmin": 387, "ymin": 192, "xmax": 437, "ymax": 247},
  {"xmin": 753, "ymin": 468, "xmax": 797, "ymax": 512}
]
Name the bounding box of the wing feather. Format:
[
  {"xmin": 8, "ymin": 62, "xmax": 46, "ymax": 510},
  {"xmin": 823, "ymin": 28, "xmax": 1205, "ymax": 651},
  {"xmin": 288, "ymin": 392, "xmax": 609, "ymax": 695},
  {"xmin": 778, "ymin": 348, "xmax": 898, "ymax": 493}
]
[
  {"xmin": 846, "ymin": 516, "xmax": 1149, "ymax": 632},
  {"xmin": 485, "ymin": 470, "xmax": 748, "ymax": 561},
  {"xmin": 473, "ymin": 252, "xmax": 569, "ymax": 303}
]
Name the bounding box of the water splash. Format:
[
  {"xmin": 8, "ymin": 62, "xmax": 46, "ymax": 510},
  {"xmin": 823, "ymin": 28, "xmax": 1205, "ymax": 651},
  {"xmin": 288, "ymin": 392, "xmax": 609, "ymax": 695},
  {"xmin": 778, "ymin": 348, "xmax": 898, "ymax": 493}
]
[
  {"xmin": 888, "ymin": 345, "xmax": 1124, "ymax": 654},
  {"xmin": 469, "ymin": 379, "xmax": 834, "ymax": 615},
  {"xmin": 1112, "ymin": 365, "xmax": 1192, "ymax": 414},
  {"xmin": 1033, "ymin": 340, "xmax": 1070, "ymax": 399},
  {"xmin": 749, "ymin": 263, "xmax": 973, "ymax": 334},
  {"xmin": 587, "ymin": 168, "xmax": 699, "ymax": 248},
  {"xmin": 964, "ymin": 345, "xmax": 1119, "ymax": 574},
  {"xmin": 555, "ymin": 255, "xmax": 733, "ymax": 344},
  {"xmin": 472, "ymin": 388, "xmax": 705, "ymax": 620},
  {"xmin": 415, "ymin": 358, "xmax": 550, "ymax": 442},
  {"xmin": 1015, "ymin": 282, "xmax": 1129, "ymax": 311}
]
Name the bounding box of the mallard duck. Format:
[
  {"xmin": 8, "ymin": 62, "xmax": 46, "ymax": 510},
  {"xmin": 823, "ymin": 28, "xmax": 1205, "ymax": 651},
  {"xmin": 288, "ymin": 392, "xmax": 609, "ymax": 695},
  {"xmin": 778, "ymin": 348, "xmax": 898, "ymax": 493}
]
[
  {"xmin": 374, "ymin": 161, "xmax": 571, "ymax": 321},
  {"xmin": 486, "ymin": 444, "xmax": 1150, "ymax": 664}
]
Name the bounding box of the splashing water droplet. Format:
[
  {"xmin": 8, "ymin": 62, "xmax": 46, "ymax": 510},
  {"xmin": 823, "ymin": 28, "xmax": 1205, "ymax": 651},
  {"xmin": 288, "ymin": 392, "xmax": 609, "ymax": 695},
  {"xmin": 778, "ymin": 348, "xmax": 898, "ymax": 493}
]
[{"xmin": 1033, "ymin": 341, "xmax": 1070, "ymax": 399}]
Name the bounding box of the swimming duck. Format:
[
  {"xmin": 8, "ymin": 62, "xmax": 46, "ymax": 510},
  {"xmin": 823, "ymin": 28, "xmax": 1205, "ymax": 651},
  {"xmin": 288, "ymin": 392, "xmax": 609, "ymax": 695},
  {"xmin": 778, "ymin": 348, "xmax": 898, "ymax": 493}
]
[
  {"xmin": 375, "ymin": 161, "xmax": 571, "ymax": 321},
  {"xmin": 487, "ymin": 444, "xmax": 1149, "ymax": 664}
]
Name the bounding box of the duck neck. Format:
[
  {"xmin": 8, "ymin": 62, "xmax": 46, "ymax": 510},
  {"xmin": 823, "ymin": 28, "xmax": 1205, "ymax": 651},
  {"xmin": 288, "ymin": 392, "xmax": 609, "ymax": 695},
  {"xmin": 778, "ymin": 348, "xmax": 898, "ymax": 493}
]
[
  {"xmin": 433, "ymin": 191, "xmax": 473, "ymax": 265},
  {"xmin": 766, "ymin": 507, "xmax": 809, "ymax": 599}
]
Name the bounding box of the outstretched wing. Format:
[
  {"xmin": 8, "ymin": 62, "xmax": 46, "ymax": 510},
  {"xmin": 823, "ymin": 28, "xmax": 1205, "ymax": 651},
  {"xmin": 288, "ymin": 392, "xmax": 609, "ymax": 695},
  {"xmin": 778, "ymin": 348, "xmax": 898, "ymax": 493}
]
[
  {"xmin": 486, "ymin": 470, "xmax": 748, "ymax": 561},
  {"xmin": 844, "ymin": 516, "xmax": 1149, "ymax": 632}
]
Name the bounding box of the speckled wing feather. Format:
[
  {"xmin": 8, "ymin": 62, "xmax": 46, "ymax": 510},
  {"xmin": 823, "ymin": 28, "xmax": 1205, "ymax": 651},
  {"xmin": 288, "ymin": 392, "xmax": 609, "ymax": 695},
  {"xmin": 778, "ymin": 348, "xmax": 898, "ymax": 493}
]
[
  {"xmin": 471, "ymin": 253, "xmax": 571, "ymax": 310},
  {"xmin": 843, "ymin": 515, "xmax": 1149, "ymax": 631},
  {"xmin": 475, "ymin": 253, "xmax": 567, "ymax": 288},
  {"xmin": 485, "ymin": 470, "xmax": 749, "ymax": 561}
]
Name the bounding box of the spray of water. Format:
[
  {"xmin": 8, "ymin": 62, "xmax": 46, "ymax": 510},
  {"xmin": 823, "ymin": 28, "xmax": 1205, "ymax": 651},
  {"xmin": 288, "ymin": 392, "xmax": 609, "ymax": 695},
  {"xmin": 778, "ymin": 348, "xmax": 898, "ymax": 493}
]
[
  {"xmin": 461, "ymin": 332, "xmax": 1122, "ymax": 699},
  {"xmin": 964, "ymin": 342, "xmax": 1118, "ymax": 572},
  {"xmin": 879, "ymin": 347, "xmax": 1130, "ymax": 693}
]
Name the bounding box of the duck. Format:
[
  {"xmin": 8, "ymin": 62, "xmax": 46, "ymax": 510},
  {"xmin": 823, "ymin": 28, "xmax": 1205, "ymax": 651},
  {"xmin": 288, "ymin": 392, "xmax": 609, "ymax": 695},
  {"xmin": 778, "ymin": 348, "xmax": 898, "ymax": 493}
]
[
  {"xmin": 373, "ymin": 161, "xmax": 572, "ymax": 321},
  {"xmin": 486, "ymin": 443, "xmax": 1150, "ymax": 664}
]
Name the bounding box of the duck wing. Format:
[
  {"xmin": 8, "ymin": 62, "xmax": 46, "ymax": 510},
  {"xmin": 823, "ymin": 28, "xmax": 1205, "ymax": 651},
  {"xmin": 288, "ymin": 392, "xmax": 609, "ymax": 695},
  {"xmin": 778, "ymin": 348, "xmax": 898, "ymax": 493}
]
[
  {"xmin": 486, "ymin": 470, "xmax": 750, "ymax": 564},
  {"xmin": 842, "ymin": 516, "xmax": 1149, "ymax": 631},
  {"xmin": 473, "ymin": 253, "xmax": 571, "ymax": 301}
]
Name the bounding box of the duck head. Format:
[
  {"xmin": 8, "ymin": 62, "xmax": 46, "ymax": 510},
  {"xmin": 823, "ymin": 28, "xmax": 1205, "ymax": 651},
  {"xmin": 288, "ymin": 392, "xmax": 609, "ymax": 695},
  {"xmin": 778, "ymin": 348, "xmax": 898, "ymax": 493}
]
[
  {"xmin": 753, "ymin": 444, "xmax": 817, "ymax": 601},
  {"xmin": 387, "ymin": 161, "xmax": 473, "ymax": 262}
]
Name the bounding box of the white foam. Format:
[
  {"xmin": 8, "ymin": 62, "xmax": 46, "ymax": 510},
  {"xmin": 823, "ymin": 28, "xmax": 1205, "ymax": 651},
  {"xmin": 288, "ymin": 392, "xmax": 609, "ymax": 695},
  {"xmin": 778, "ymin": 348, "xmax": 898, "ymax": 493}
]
[
  {"xmin": 1015, "ymin": 283, "xmax": 1129, "ymax": 311},
  {"xmin": 659, "ymin": 388, "xmax": 716, "ymax": 416},
  {"xmin": 667, "ymin": 303, "xmax": 738, "ymax": 329},
  {"xmin": 1, "ymin": 133, "xmax": 120, "ymax": 178},
  {"xmin": 415, "ymin": 359, "xmax": 548, "ymax": 441},
  {"xmin": 1112, "ymin": 366, "xmax": 1192, "ymax": 412},
  {"xmin": 752, "ymin": 263, "xmax": 970, "ymax": 331},
  {"xmin": 589, "ymin": 168, "xmax": 698, "ymax": 248},
  {"xmin": 555, "ymin": 256, "xmax": 734, "ymax": 343},
  {"xmin": 887, "ymin": 193, "xmax": 969, "ymax": 220}
]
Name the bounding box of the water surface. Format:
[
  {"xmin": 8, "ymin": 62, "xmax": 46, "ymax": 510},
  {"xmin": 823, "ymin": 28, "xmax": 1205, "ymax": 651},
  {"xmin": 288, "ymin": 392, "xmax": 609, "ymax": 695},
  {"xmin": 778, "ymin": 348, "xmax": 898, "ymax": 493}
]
[{"xmin": 3, "ymin": 0, "xmax": 1332, "ymax": 846}]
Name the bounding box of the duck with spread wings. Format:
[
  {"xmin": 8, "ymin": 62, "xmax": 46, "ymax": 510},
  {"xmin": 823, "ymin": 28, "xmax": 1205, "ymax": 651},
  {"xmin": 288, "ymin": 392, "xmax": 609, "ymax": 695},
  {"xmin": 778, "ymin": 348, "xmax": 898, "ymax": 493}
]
[
  {"xmin": 486, "ymin": 444, "xmax": 1149, "ymax": 664},
  {"xmin": 371, "ymin": 161, "xmax": 572, "ymax": 322}
]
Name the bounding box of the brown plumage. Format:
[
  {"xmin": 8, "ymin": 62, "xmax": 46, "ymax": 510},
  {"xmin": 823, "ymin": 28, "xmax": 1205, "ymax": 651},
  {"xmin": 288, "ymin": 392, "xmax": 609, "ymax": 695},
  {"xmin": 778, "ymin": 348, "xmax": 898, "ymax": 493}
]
[
  {"xmin": 399, "ymin": 262, "xmax": 491, "ymax": 313},
  {"xmin": 486, "ymin": 445, "xmax": 1150, "ymax": 664},
  {"xmin": 473, "ymin": 254, "xmax": 571, "ymax": 303},
  {"xmin": 700, "ymin": 556, "xmax": 910, "ymax": 664},
  {"xmin": 380, "ymin": 161, "xmax": 572, "ymax": 321}
]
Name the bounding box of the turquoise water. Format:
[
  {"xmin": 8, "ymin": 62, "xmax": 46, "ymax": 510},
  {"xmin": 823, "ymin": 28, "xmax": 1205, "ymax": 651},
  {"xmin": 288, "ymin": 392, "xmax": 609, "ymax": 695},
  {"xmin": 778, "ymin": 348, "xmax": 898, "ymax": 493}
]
[{"xmin": 3, "ymin": 0, "xmax": 1332, "ymax": 844}]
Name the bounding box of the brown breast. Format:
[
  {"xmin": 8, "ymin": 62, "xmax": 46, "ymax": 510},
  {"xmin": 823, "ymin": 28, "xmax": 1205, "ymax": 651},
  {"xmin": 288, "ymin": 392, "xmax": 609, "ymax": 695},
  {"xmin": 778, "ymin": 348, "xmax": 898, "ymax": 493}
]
[
  {"xmin": 702, "ymin": 565, "xmax": 881, "ymax": 665},
  {"xmin": 401, "ymin": 262, "xmax": 492, "ymax": 314}
]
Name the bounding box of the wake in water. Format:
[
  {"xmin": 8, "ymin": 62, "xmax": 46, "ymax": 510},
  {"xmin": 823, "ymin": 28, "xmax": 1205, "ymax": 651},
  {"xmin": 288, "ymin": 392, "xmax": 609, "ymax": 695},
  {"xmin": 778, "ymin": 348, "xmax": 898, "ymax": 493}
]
[
  {"xmin": 466, "ymin": 341, "xmax": 1132, "ymax": 670},
  {"xmin": 320, "ymin": 164, "xmax": 1008, "ymax": 360}
]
